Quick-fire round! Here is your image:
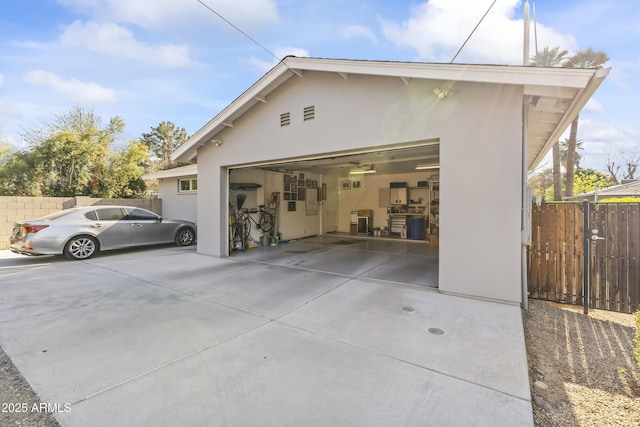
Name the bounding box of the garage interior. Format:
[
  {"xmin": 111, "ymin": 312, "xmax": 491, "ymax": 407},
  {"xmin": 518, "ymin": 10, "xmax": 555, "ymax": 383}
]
[{"xmin": 228, "ymin": 140, "xmax": 440, "ymax": 288}]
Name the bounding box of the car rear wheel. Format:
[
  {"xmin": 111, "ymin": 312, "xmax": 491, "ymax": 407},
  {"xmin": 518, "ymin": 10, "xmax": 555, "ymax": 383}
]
[
  {"xmin": 64, "ymin": 235, "xmax": 98, "ymax": 260},
  {"xmin": 175, "ymin": 228, "xmax": 195, "ymax": 246}
]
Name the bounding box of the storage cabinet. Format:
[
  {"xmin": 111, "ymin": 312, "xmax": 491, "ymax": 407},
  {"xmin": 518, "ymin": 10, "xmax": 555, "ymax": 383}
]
[
  {"xmin": 390, "ymin": 188, "xmax": 407, "ymax": 204},
  {"xmin": 389, "ymin": 215, "xmax": 406, "ymax": 235}
]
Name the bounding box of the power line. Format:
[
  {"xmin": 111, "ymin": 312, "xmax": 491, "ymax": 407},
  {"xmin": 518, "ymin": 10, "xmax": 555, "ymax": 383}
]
[
  {"xmin": 450, "ymin": 0, "xmax": 498, "ymax": 63},
  {"xmin": 195, "ymin": 0, "xmax": 283, "ymax": 64}
]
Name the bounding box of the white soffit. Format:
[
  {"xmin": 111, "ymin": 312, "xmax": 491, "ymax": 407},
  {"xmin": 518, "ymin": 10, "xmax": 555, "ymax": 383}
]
[{"xmin": 527, "ymin": 66, "xmax": 609, "ymax": 170}]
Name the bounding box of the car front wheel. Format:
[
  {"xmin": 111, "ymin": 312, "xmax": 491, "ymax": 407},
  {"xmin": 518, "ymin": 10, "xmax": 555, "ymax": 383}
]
[
  {"xmin": 64, "ymin": 235, "xmax": 98, "ymax": 260},
  {"xmin": 175, "ymin": 228, "xmax": 195, "ymax": 246}
]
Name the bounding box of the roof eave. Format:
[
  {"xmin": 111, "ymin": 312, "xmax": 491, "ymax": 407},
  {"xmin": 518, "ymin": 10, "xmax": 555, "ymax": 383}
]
[
  {"xmin": 528, "ymin": 67, "xmax": 611, "ymax": 171},
  {"xmin": 283, "ymin": 57, "xmax": 597, "ymax": 87},
  {"xmin": 172, "ymin": 61, "xmax": 296, "ymax": 163},
  {"xmin": 141, "ymin": 164, "xmax": 198, "ymax": 180},
  {"xmin": 172, "ymin": 57, "xmax": 608, "ymax": 166}
]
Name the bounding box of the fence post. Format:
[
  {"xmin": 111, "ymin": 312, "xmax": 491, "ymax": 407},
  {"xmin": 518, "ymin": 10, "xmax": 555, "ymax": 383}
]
[{"xmin": 583, "ymin": 200, "xmax": 590, "ymax": 315}]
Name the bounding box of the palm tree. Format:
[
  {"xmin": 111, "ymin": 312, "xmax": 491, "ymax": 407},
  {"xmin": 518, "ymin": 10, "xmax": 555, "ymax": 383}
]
[
  {"xmin": 529, "ymin": 46, "xmax": 568, "ymax": 67},
  {"xmin": 531, "ymin": 46, "xmax": 569, "ymax": 200},
  {"xmin": 562, "ymin": 48, "xmax": 609, "ymax": 197},
  {"xmin": 559, "ymin": 138, "xmax": 584, "ymax": 170}
]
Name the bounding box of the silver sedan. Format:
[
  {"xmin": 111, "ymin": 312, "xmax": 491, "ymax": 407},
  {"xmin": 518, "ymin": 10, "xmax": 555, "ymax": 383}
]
[{"xmin": 10, "ymin": 206, "xmax": 196, "ymax": 260}]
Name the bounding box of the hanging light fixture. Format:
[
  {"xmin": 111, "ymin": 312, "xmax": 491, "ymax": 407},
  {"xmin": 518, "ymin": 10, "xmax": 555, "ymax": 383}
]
[
  {"xmin": 415, "ymin": 164, "xmax": 440, "ymax": 170},
  {"xmin": 349, "ymin": 160, "xmax": 376, "ymax": 174},
  {"xmin": 349, "ymin": 165, "xmax": 377, "ymax": 174},
  {"xmin": 433, "ymin": 88, "xmax": 453, "ymax": 99}
]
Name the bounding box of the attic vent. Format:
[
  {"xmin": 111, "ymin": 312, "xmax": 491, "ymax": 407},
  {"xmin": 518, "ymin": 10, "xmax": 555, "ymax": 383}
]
[
  {"xmin": 303, "ymin": 105, "xmax": 315, "ymax": 121},
  {"xmin": 280, "ymin": 112, "xmax": 291, "ymax": 127}
]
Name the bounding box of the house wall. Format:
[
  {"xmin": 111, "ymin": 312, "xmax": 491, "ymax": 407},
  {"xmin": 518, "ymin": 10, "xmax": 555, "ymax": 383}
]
[
  {"xmin": 228, "ymin": 168, "xmax": 324, "ymax": 243},
  {"xmin": 439, "ymin": 83, "xmax": 523, "ymax": 303},
  {"xmin": 157, "ymin": 176, "xmax": 197, "ymax": 223},
  {"xmin": 196, "ymin": 71, "xmax": 524, "ymax": 304},
  {"xmin": 331, "ymin": 171, "xmax": 439, "ymax": 232}
]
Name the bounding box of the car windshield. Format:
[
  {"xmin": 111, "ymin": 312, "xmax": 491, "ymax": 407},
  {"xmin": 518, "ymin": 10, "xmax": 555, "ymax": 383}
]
[{"xmin": 36, "ymin": 210, "xmax": 74, "ymax": 220}]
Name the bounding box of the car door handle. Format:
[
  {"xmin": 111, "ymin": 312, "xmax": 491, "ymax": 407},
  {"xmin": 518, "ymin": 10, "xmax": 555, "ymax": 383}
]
[
  {"xmin": 91, "ymin": 223, "xmax": 103, "ymax": 228},
  {"xmin": 131, "ymin": 224, "xmax": 142, "ymax": 228}
]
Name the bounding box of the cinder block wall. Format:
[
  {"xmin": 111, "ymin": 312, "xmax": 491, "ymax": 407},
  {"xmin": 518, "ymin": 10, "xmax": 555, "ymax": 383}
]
[{"xmin": 0, "ymin": 197, "xmax": 162, "ymax": 250}]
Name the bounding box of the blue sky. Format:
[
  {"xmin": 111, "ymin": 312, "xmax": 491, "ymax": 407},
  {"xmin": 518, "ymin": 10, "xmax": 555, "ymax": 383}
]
[{"xmin": 1, "ymin": 0, "xmax": 638, "ymax": 172}]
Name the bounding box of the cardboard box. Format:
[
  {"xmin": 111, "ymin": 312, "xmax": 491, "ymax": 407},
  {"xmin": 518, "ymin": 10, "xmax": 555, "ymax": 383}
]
[{"xmin": 429, "ymin": 234, "xmax": 439, "ymax": 247}]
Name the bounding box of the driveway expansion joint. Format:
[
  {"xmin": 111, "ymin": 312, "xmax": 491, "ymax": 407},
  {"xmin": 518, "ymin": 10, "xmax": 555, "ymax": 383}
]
[{"xmin": 274, "ymin": 320, "xmax": 532, "ymax": 404}]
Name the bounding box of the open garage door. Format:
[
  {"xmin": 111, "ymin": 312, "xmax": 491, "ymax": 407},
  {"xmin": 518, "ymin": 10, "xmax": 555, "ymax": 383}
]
[{"xmin": 226, "ymin": 140, "xmax": 440, "ymax": 287}]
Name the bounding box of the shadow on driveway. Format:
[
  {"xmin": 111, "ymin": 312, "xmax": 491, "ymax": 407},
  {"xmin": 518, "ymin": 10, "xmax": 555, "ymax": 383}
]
[{"xmin": 0, "ymin": 247, "xmax": 532, "ymax": 426}]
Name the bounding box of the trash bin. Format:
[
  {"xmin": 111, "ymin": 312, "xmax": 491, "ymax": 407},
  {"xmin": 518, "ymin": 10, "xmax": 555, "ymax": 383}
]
[{"xmin": 409, "ymin": 217, "xmax": 425, "ymax": 240}]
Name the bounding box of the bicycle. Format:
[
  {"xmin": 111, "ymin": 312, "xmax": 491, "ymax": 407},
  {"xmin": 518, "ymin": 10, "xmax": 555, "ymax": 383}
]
[{"xmin": 237, "ymin": 205, "xmax": 274, "ymax": 239}]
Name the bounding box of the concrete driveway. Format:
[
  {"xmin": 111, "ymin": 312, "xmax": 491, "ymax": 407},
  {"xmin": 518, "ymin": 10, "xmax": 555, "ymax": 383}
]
[{"xmin": 0, "ymin": 245, "xmax": 533, "ymax": 426}]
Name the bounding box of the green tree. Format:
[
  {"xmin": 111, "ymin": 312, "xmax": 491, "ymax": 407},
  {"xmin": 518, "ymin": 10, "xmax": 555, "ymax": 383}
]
[
  {"xmin": 562, "ymin": 48, "xmax": 609, "ymax": 197},
  {"xmin": 141, "ymin": 121, "xmax": 187, "ymax": 170},
  {"xmin": 0, "ymin": 149, "xmax": 39, "ymax": 196},
  {"xmin": 531, "ymin": 46, "xmax": 569, "ymax": 200},
  {"xmin": 24, "ymin": 108, "xmax": 123, "ymax": 197},
  {"xmin": 528, "ymin": 168, "xmax": 553, "ymax": 198},
  {"xmin": 573, "ymin": 168, "xmax": 613, "ymax": 195},
  {"xmin": 559, "ymin": 138, "xmax": 583, "ymax": 171},
  {"xmin": 528, "ymin": 167, "xmax": 612, "ymax": 202},
  {"xmin": 103, "ymin": 141, "xmax": 149, "ymax": 198},
  {"xmin": 0, "ymin": 141, "xmax": 12, "ymax": 166},
  {"xmin": 0, "ymin": 107, "xmax": 147, "ymax": 197}
]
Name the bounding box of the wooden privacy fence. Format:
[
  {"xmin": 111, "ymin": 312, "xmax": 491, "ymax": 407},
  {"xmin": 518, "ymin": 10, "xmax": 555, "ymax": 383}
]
[{"xmin": 528, "ymin": 203, "xmax": 640, "ymax": 314}]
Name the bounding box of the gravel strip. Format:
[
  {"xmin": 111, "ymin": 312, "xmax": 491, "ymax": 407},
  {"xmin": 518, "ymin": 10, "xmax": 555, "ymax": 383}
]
[
  {"xmin": 0, "ymin": 346, "xmax": 60, "ymax": 427},
  {"xmin": 523, "ymin": 299, "xmax": 640, "ymax": 426}
]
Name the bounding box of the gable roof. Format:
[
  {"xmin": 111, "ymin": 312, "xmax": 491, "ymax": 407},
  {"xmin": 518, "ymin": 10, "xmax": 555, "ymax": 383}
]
[
  {"xmin": 565, "ymin": 179, "xmax": 640, "ymax": 200},
  {"xmin": 172, "ymin": 56, "xmax": 609, "ymax": 171},
  {"xmin": 141, "ymin": 164, "xmax": 198, "ymax": 180}
]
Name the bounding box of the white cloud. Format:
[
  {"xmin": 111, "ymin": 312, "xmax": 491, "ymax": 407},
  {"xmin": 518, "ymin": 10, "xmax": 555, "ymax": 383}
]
[
  {"xmin": 381, "ymin": 0, "xmax": 577, "ymax": 64},
  {"xmin": 245, "ymin": 46, "xmax": 310, "ymax": 74},
  {"xmin": 24, "ymin": 70, "xmax": 117, "ymax": 104},
  {"xmin": 575, "ymin": 118, "xmax": 640, "ymax": 170},
  {"xmin": 57, "ymin": 0, "xmax": 279, "ymax": 32},
  {"xmin": 583, "ymin": 98, "xmax": 605, "ymax": 114},
  {"xmin": 342, "ymin": 25, "xmax": 378, "ymax": 45},
  {"xmin": 60, "ymin": 20, "xmax": 192, "ymax": 67},
  {"xmin": 0, "ymin": 73, "xmax": 4, "ymax": 90}
]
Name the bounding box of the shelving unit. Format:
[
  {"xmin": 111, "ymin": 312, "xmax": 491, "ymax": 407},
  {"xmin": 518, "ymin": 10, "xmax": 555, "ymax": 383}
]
[
  {"xmin": 428, "ymin": 181, "xmax": 440, "ymax": 243},
  {"xmin": 408, "ymin": 187, "xmax": 428, "ymax": 212}
]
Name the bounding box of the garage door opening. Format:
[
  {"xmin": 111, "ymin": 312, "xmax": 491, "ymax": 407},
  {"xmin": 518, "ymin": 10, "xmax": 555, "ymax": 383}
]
[{"xmin": 225, "ymin": 140, "xmax": 440, "ymax": 288}]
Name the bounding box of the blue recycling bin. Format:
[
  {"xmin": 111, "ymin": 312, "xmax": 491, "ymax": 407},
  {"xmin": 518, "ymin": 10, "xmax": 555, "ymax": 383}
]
[{"xmin": 409, "ymin": 217, "xmax": 425, "ymax": 240}]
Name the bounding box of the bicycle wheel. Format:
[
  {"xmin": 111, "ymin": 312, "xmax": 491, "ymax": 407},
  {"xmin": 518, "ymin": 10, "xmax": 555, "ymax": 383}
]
[
  {"xmin": 259, "ymin": 212, "xmax": 274, "ymax": 233},
  {"xmin": 243, "ymin": 216, "xmax": 251, "ymax": 239}
]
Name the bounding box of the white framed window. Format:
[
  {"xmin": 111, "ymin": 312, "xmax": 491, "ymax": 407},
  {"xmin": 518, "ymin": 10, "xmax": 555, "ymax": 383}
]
[{"xmin": 178, "ymin": 178, "xmax": 198, "ymax": 192}]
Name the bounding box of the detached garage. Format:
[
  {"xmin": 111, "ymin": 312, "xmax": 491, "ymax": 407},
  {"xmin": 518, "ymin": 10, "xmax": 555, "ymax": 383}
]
[{"xmin": 172, "ymin": 57, "xmax": 608, "ymax": 306}]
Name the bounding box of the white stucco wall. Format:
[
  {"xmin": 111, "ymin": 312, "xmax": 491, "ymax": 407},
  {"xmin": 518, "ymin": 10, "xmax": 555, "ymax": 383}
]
[
  {"xmin": 196, "ymin": 71, "xmax": 524, "ymax": 304},
  {"xmin": 157, "ymin": 176, "xmax": 197, "ymax": 223},
  {"xmin": 228, "ymin": 168, "xmax": 323, "ymax": 243},
  {"xmin": 439, "ymin": 84, "xmax": 523, "ymax": 304}
]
